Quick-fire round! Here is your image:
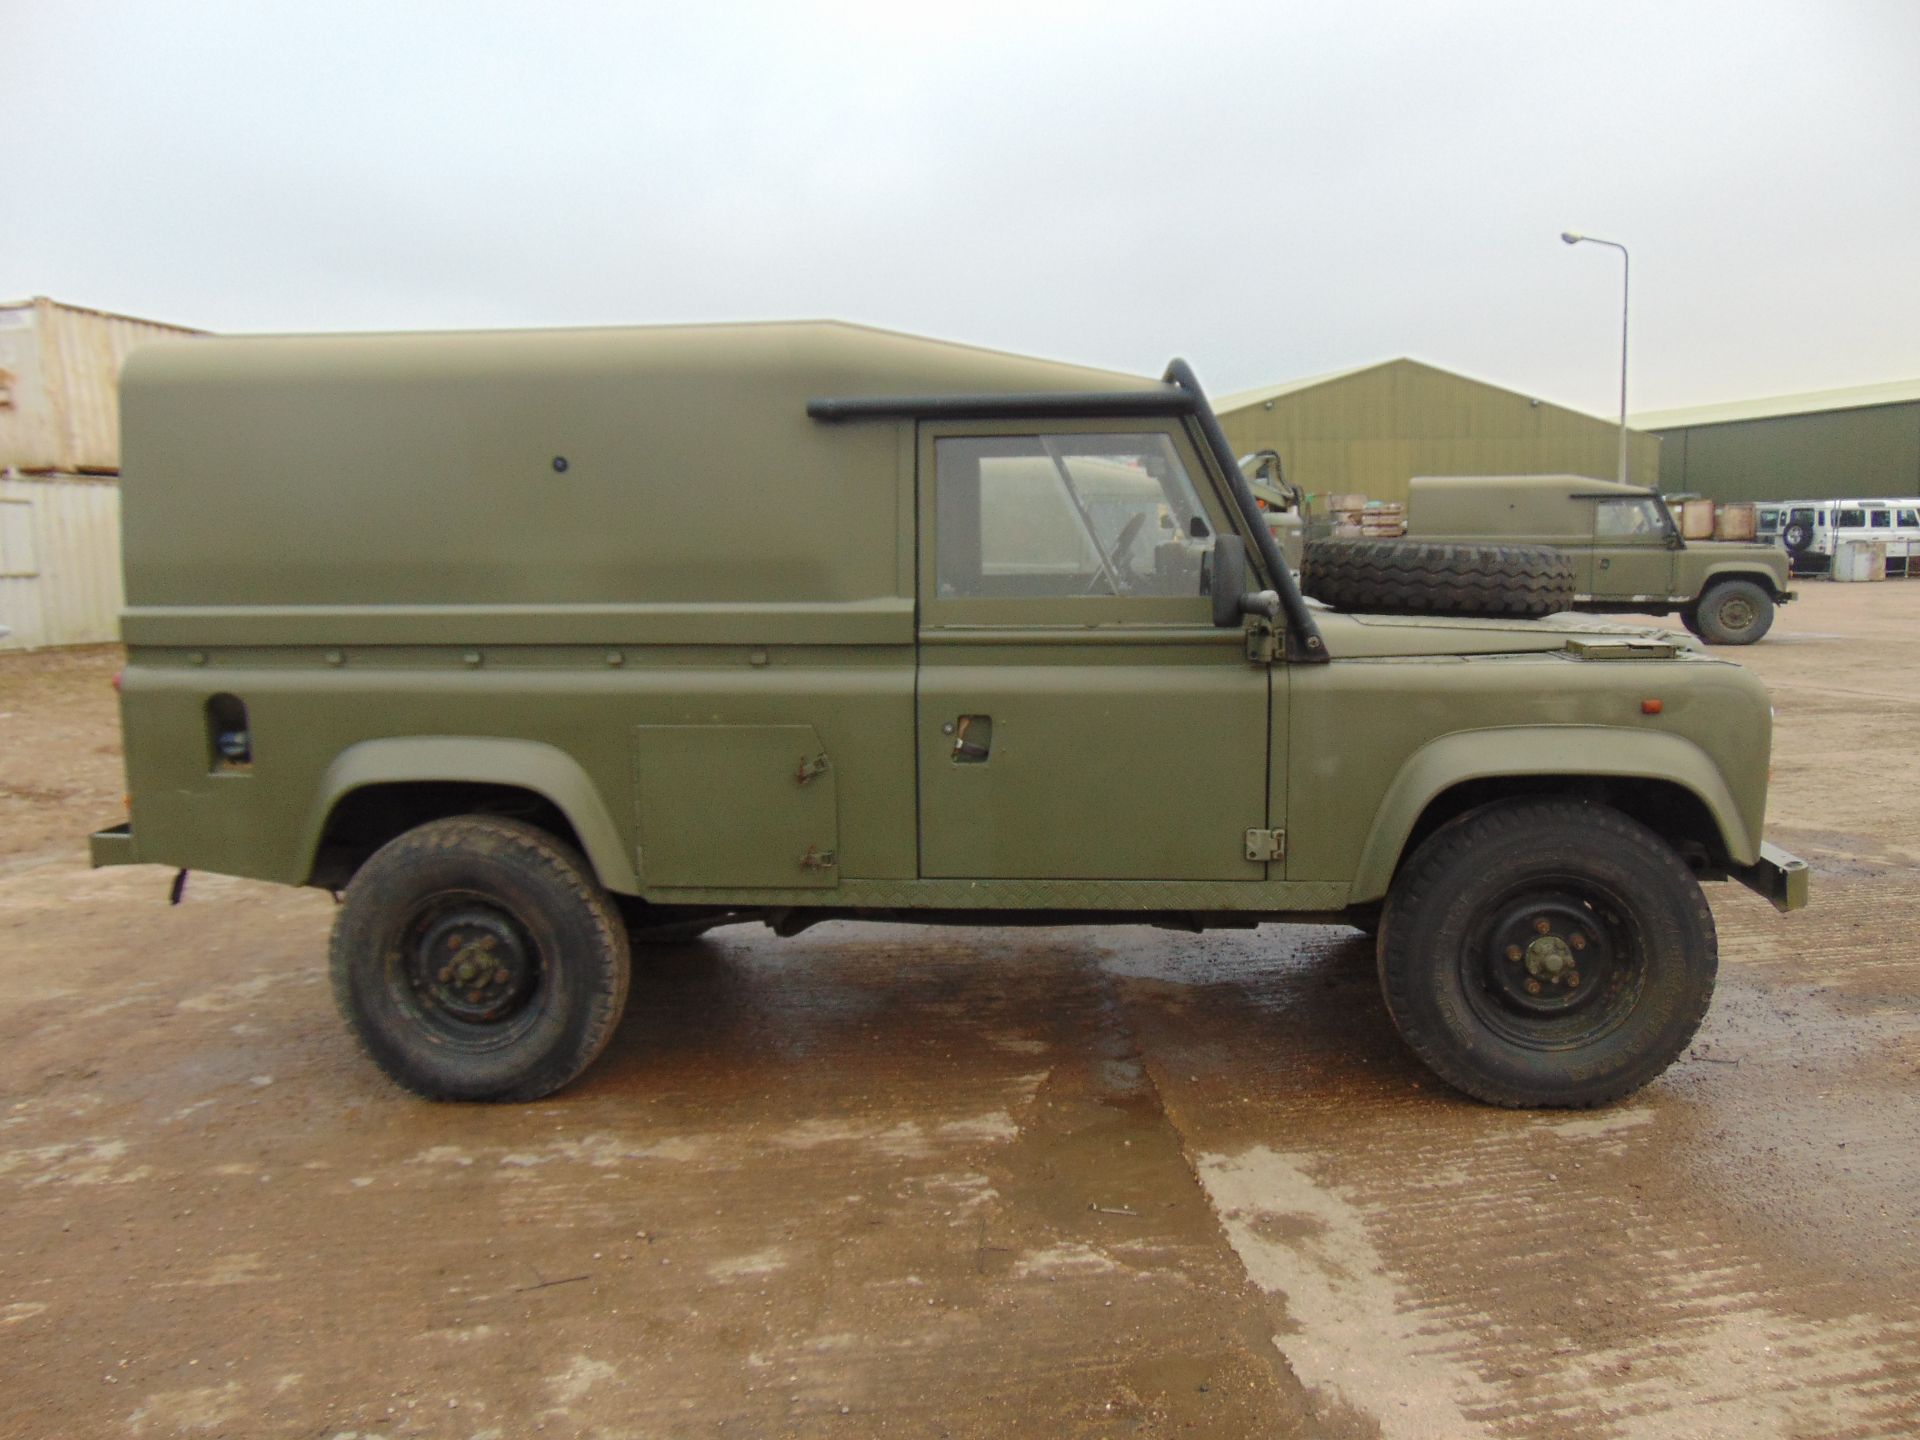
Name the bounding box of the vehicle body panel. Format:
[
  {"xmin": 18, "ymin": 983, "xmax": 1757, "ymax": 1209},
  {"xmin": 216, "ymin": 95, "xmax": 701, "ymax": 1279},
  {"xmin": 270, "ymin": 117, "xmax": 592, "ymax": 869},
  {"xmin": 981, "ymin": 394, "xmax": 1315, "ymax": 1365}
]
[
  {"xmin": 96, "ymin": 324, "xmax": 1801, "ymax": 921},
  {"xmin": 1285, "ymin": 644, "xmax": 1770, "ymax": 893}
]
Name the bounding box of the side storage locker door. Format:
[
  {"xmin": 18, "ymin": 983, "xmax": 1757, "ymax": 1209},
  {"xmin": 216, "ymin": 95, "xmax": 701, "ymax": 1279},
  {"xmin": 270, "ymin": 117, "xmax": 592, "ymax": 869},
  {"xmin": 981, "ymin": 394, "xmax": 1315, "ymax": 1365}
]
[{"xmin": 633, "ymin": 724, "xmax": 839, "ymax": 887}]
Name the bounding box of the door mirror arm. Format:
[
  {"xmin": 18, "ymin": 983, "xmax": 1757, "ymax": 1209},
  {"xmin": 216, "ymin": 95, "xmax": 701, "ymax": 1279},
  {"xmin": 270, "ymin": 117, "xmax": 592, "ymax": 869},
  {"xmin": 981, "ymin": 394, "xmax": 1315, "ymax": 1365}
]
[{"xmin": 1240, "ymin": 590, "xmax": 1282, "ymax": 619}]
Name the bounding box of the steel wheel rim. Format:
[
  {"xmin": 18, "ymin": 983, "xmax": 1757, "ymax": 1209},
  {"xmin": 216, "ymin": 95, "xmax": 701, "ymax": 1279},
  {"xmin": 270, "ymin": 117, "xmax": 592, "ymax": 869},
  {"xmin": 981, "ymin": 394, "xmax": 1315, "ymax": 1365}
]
[
  {"xmin": 1463, "ymin": 876, "xmax": 1647, "ymax": 1050},
  {"xmin": 1716, "ymin": 594, "xmax": 1758, "ymax": 633},
  {"xmin": 388, "ymin": 890, "xmax": 549, "ymax": 1050}
]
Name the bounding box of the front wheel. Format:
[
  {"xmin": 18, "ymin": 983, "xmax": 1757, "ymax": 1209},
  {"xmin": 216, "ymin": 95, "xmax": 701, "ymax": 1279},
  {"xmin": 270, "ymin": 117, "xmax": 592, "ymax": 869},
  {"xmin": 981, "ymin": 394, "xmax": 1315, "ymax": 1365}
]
[
  {"xmin": 1692, "ymin": 579, "xmax": 1775, "ymax": 645},
  {"xmin": 329, "ymin": 816, "xmax": 631, "ymax": 1101},
  {"xmin": 1377, "ymin": 799, "xmax": 1717, "ymax": 1108}
]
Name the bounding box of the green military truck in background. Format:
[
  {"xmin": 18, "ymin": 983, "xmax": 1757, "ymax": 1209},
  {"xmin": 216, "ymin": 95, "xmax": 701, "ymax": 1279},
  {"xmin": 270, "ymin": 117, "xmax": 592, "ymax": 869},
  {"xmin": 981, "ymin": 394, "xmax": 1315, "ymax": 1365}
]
[
  {"xmin": 90, "ymin": 322, "xmax": 1805, "ymax": 1111},
  {"xmin": 1392, "ymin": 475, "xmax": 1795, "ymax": 644}
]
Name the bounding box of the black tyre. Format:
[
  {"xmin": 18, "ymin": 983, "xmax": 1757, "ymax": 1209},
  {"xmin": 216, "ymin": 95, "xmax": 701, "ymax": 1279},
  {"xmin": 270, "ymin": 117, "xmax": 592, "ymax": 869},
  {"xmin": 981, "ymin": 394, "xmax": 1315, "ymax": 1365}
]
[
  {"xmin": 1377, "ymin": 799, "xmax": 1717, "ymax": 1108},
  {"xmin": 330, "ymin": 816, "xmax": 630, "ymax": 1101},
  {"xmin": 1677, "ymin": 605, "xmax": 1706, "ymax": 641},
  {"xmin": 1302, "ymin": 539, "xmax": 1575, "ymax": 618},
  {"xmin": 1691, "ymin": 579, "xmax": 1774, "ymax": 645},
  {"xmin": 1781, "ymin": 520, "xmax": 1811, "ymax": 553}
]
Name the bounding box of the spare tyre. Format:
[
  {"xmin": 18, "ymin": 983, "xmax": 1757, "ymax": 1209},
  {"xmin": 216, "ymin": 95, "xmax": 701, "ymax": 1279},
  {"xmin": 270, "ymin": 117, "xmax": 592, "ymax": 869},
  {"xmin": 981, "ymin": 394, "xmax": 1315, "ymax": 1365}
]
[{"xmin": 1302, "ymin": 539, "xmax": 1576, "ymax": 619}]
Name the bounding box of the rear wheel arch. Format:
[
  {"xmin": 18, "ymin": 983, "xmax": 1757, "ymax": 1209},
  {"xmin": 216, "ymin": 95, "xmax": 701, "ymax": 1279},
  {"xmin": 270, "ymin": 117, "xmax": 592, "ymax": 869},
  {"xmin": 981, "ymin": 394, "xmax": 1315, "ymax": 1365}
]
[{"xmin": 302, "ymin": 738, "xmax": 636, "ymax": 894}]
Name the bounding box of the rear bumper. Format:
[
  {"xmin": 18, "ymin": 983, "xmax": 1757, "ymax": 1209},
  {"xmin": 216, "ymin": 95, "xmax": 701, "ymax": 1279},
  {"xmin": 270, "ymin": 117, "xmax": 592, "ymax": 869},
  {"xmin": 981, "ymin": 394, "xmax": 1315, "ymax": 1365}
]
[
  {"xmin": 1730, "ymin": 841, "xmax": 1809, "ymax": 913},
  {"xmin": 89, "ymin": 823, "xmax": 138, "ymax": 868}
]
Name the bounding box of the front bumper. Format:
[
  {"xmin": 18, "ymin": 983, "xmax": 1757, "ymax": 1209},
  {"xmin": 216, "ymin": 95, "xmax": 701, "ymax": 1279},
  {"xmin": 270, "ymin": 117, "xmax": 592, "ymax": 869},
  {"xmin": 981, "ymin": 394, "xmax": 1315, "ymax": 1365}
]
[
  {"xmin": 89, "ymin": 823, "xmax": 137, "ymax": 868},
  {"xmin": 1730, "ymin": 841, "xmax": 1809, "ymax": 913}
]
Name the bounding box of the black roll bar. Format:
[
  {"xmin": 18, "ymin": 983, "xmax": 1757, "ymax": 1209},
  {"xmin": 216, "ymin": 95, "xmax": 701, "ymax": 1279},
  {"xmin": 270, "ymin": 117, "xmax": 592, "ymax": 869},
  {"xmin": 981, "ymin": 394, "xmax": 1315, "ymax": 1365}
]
[
  {"xmin": 807, "ymin": 388, "xmax": 1195, "ymax": 422},
  {"xmin": 1162, "ymin": 359, "xmax": 1327, "ymax": 663}
]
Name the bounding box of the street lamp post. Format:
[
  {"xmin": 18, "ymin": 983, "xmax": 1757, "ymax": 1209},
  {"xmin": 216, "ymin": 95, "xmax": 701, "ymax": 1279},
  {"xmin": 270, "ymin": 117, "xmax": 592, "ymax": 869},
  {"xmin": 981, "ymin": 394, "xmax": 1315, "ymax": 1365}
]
[{"xmin": 1561, "ymin": 231, "xmax": 1630, "ymax": 486}]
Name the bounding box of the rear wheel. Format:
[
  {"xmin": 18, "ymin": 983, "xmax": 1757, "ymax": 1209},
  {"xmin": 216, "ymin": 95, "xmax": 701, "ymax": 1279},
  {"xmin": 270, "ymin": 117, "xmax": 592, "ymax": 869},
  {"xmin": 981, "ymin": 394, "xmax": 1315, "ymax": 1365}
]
[
  {"xmin": 1692, "ymin": 579, "xmax": 1775, "ymax": 645},
  {"xmin": 329, "ymin": 816, "xmax": 630, "ymax": 1101},
  {"xmin": 1377, "ymin": 799, "xmax": 1717, "ymax": 1108}
]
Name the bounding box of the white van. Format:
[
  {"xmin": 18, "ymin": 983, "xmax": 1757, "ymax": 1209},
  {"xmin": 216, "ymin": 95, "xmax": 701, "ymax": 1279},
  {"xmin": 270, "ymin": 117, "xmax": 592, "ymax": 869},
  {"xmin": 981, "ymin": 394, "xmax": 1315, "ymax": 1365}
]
[{"xmin": 1780, "ymin": 498, "xmax": 1920, "ymax": 576}]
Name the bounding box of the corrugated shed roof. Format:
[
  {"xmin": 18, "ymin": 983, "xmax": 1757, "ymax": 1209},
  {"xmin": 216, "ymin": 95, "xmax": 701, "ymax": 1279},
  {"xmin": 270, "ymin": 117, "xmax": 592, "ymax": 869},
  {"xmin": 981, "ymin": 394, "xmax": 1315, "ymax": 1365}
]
[
  {"xmin": 1630, "ymin": 377, "xmax": 1920, "ymax": 431},
  {"xmin": 1214, "ymin": 356, "xmax": 1630, "ymax": 429},
  {"xmin": 0, "ymin": 296, "xmax": 204, "ymax": 337},
  {"xmin": 1212, "ymin": 360, "xmax": 1389, "ymax": 412}
]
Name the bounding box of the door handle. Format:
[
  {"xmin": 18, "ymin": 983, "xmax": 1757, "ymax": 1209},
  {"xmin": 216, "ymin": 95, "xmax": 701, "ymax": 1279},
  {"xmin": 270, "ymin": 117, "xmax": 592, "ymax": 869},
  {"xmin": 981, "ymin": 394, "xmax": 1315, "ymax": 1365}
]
[{"xmin": 949, "ymin": 715, "xmax": 992, "ymax": 763}]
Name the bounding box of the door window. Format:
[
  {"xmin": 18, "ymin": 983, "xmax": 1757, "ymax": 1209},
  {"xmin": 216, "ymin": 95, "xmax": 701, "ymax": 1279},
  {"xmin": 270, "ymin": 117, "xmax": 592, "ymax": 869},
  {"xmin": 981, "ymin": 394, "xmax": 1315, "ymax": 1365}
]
[
  {"xmin": 1595, "ymin": 497, "xmax": 1667, "ymax": 540},
  {"xmin": 934, "ymin": 433, "xmax": 1214, "ymax": 600},
  {"xmin": 1899, "ymin": 510, "xmax": 1919, "ymax": 528},
  {"xmin": 1870, "ymin": 509, "xmax": 1893, "ymax": 528},
  {"xmin": 1836, "ymin": 507, "xmax": 1867, "ymax": 527}
]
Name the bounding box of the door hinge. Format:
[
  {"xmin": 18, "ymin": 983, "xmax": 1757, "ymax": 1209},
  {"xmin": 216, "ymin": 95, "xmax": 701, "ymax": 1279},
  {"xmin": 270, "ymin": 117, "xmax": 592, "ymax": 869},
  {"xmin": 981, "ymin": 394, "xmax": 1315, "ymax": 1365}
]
[
  {"xmin": 1244, "ymin": 828, "xmax": 1285, "ymax": 863},
  {"xmin": 1245, "ymin": 618, "xmax": 1281, "ymax": 665}
]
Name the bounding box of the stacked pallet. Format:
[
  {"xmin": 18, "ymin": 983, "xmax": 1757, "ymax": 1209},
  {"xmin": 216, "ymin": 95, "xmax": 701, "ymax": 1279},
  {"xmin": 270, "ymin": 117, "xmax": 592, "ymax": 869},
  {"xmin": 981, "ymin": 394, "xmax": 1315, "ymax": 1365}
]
[{"xmin": 1326, "ymin": 494, "xmax": 1406, "ymax": 539}]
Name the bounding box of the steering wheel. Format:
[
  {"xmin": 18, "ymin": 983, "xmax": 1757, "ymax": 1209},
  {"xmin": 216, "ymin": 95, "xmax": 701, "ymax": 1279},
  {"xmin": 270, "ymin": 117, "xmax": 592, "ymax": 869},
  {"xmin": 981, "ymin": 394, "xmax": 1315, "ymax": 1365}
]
[{"xmin": 1085, "ymin": 511, "xmax": 1150, "ymax": 595}]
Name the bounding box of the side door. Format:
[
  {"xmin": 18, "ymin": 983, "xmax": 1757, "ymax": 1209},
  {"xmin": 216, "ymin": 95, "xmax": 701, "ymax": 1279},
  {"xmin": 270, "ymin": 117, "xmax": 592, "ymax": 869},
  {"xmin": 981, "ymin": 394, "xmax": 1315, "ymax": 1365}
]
[
  {"xmin": 1592, "ymin": 496, "xmax": 1679, "ymax": 602},
  {"xmin": 915, "ymin": 419, "xmax": 1274, "ymax": 881}
]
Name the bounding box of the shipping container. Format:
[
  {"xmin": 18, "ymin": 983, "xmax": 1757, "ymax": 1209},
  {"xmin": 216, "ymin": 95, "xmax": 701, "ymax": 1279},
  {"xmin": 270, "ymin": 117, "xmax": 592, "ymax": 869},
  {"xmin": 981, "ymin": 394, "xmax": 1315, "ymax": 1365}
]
[
  {"xmin": 0, "ymin": 296, "xmax": 203, "ymax": 474},
  {"xmin": 0, "ymin": 472, "xmax": 124, "ymax": 648}
]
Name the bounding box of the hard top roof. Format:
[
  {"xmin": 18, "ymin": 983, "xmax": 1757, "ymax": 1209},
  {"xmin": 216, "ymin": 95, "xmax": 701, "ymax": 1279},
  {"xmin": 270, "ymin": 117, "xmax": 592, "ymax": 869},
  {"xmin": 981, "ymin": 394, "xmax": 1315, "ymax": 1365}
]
[{"xmin": 124, "ymin": 318, "xmax": 1161, "ymax": 400}]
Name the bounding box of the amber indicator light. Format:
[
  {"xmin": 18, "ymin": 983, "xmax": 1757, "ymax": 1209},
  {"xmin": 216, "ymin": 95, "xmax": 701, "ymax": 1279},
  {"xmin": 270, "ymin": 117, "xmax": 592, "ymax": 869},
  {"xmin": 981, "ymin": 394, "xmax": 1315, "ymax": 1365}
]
[{"xmin": 1641, "ymin": 699, "xmax": 1663, "ymax": 715}]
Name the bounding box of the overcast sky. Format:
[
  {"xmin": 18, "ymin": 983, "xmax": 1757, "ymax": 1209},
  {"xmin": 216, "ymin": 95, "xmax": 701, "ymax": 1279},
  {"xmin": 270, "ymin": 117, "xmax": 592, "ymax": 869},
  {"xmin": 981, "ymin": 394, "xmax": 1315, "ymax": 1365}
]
[{"xmin": 9, "ymin": 1, "xmax": 1917, "ymax": 415}]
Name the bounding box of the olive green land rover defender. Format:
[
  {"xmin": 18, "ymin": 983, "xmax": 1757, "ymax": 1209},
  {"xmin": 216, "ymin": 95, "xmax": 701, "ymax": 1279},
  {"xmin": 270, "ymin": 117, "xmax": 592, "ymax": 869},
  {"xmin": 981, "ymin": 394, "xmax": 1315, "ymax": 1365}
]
[
  {"xmin": 1402, "ymin": 475, "xmax": 1796, "ymax": 645},
  {"xmin": 90, "ymin": 323, "xmax": 1806, "ymax": 1108}
]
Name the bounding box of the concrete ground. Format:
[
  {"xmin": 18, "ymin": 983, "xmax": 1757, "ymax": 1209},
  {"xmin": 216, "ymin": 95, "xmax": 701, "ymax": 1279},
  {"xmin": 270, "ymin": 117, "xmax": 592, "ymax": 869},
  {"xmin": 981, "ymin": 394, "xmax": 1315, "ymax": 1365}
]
[{"xmin": 2, "ymin": 582, "xmax": 1916, "ymax": 1440}]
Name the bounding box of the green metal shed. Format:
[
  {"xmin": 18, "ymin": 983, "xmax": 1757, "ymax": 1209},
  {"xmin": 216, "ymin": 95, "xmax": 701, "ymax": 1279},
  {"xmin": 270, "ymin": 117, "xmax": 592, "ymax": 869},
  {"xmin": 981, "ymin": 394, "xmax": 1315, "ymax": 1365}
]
[
  {"xmin": 1633, "ymin": 379, "xmax": 1920, "ymax": 503},
  {"xmin": 1213, "ymin": 358, "xmax": 1660, "ymax": 509}
]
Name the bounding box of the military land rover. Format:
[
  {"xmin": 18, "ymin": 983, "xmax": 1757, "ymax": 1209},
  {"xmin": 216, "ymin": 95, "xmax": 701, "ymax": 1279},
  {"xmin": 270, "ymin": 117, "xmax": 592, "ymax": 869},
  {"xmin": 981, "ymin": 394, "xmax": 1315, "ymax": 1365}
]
[
  {"xmin": 1390, "ymin": 474, "xmax": 1795, "ymax": 645},
  {"xmin": 90, "ymin": 323, "xmax": 1806, "ymax": 1109}
]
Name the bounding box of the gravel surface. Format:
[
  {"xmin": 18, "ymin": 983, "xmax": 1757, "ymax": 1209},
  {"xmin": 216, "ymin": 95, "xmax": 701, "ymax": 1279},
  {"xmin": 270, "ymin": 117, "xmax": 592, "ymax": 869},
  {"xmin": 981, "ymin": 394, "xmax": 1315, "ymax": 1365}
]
[{"xmin": 1, "ymin": 584, "xmax": 1915, "ymax": 1438}]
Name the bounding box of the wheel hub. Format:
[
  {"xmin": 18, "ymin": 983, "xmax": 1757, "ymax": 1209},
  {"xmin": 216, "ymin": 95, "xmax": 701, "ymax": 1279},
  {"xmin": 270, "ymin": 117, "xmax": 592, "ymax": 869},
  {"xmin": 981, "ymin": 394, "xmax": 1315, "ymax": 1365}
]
[
  {"xmin": 1485, "ymin": 895, "xmax": 1610, "ymax": 1016},
  {"xmin": 1718, "ymin": 596, "xmax": 1756, "ymax": 630},
  {"xmin": 409, "ymin": 906, "xmax": 538, "ymax": 1025},
  {"xmin": 1524, "ymin": 934, "xmax": 1574, "ymax": 978}
]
